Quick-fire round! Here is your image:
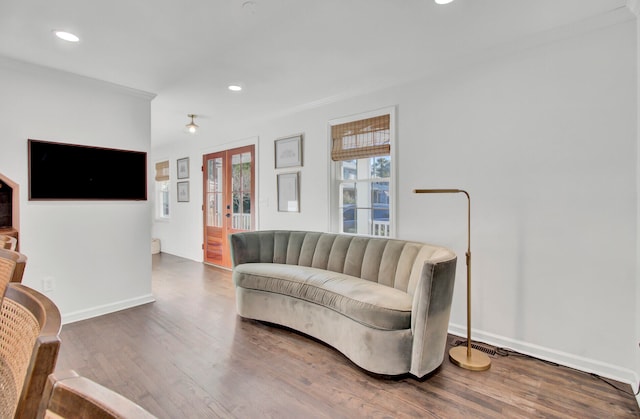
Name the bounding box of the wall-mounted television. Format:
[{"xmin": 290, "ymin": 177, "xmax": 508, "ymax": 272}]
[{"xmin": 28, "ymin": 139, "xmax": 147, "ymax": 201}]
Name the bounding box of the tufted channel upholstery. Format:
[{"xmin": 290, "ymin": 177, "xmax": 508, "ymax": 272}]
[{"xmin": 231, "ymin": 230, "xmax": 457, "ymax": 378}]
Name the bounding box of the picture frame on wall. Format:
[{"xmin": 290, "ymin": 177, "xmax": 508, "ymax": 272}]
[
  {"xmin": 177, "ymin": 181, "xmax": 189, "ymax": 202},
  {"xmin": 277, "ymin": 172, "xmax": 299, "ymax": 212},
  {"xmin": 275, "ymin": 134, "xmax": 303, "ymax": 169},
  {"xmin": 177, "ymin": 157, "xmax": 189, "ymax": 179}
]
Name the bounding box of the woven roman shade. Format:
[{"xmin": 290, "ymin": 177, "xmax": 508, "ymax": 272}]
[
  {"xmin": 155, "ymin": 161, "xmax": 169, "ymax": 182},
  {"xmin": 331, "ymin": 114, "xmax": 390, "ymax": 161}
]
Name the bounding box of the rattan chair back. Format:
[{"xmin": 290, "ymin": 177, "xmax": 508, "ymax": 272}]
[
  {"xmin": 0, "ymin": 248, "xmax": 27, "ymax": 299},
  {"xmin": 0, "ymin": 283, "xmax": 62, "ymax": 419},
  {"xmin": 37, "ymin": 370, "xmax": 157, "ymax": 419}
]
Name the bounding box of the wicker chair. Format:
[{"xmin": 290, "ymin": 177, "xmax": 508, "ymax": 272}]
[
  {"xmin": 0, "ymin": 283, "xmax": 62, "ymax": 419},
  {"xmin": 0, "ymin": 248, "xmax": 27, "ymax": 299},
  {"xmin": 37, "ymin": 370, "xmax": 157, "ymax": 419},
  {"xmin": 0, "ymin": 234, "xmax": 18, "ymax": 251}
]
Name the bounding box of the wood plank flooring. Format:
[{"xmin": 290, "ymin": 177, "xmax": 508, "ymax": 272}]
[{"xmin": 55, "ymin": 253, "xmax": 640, "ymax": 418}]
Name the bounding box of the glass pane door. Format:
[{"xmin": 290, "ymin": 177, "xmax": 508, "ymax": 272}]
[
  {"xmin": 203, "ymin": 145, "xmax": 255, "ymax": 268},
  {"xmin": 206, "ymin": 157, "xmax": 224, "ymax": 228},
  {"xmin": 231, "ymin": 151, "xmax": 253, "ymax": 231}
]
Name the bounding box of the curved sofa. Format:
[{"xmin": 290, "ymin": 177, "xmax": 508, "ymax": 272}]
[{"xmin": 230, "ymin": 230, "xmax": 457, "ymax": 378}]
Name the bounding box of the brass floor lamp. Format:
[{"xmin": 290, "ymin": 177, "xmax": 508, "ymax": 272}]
[{"xmin": 413, "ymin": 189, "xmax": 491, "ymax": 371}]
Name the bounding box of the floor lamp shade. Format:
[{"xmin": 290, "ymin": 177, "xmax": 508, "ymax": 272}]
[{"xmin": 413, "ymin": 188, "xmax": 491, "ymax": 371}]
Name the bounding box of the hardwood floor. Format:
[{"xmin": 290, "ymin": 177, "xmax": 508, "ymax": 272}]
[{"xmin": 55, "ymin": 253, "xmax": 640, "ymax": 418}]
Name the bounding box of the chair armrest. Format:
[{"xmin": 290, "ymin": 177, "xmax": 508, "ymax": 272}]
[
  {"xmin": 37, "ymin": 370, "xmax": 156, "ymax": 418},
  {"xmin": 230, "ymin": 231, "xmax": 282, "ymax": 266},
  {"xmin": 229, "ymin": 232, "xmax": 261, "ymax": 266},
  {"xmin": 409, "ymin": 258, "xmax": 457, "ymax": 377}
]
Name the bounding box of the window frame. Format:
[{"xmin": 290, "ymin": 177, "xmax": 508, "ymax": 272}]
[
  {"xmin": 328, "ymin": 106, "xmax": 396, "ymax": 237},
  {"xmin": 157, "ymin": 180, "xmax": 170, "ymax": 219},
  {"xmin": 154, "ymin": 160, "xmax": 171, "ymax": 221}
]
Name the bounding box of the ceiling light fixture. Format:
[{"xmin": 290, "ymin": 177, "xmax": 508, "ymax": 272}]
[
  {"xmin": 53, "ymin": 30, "xmax": 80, "ymax": 42},
  {"xmin": 185, "ymin": 114, "xmax": 199, "ymax": 134},
  {"xmin": 435, "ymin": 0, "xmax": 454, "ymax": 4},
  {"xmin": 228, "ymin": 84, "xmax": 242, "ymax": 92}
]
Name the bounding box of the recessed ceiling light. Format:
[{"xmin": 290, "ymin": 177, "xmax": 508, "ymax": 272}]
[
  {"xmin": 54, "ymin": 30, "xmax": 80, "ymax": 42},
  {"xmin": 228, "ymin": 85, "xmax": 243, "ymax": 92},
  {"xmin": 435, "ymin": 0, "xmax": 454, "ymax": 4}
]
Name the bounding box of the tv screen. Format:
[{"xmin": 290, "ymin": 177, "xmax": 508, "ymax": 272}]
[{"xmin": 28, "ymin": 139, "xmax": 147, "ymax": 200}]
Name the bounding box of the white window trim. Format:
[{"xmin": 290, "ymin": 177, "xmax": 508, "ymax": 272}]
[
  {"xmin": 327, "ymin": 106, "xmax": 397, "ymax": 237},
  {"xmin": 156, "ymin": 180, "xmax": 170, "ymax": 221},
  {"xmin": 154, "ymin": 159, "xmax": 171, "ymax": 221}
]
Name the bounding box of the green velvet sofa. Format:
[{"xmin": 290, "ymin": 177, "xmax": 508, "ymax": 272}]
[{"xmin": 230, "ymin": 230, "xmax": 457, "ymax": 378}]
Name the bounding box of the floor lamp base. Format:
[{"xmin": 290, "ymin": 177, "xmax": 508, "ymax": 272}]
[{"xmin": 449, "ymin": 346, "xmax": 491, "ymax": 371}]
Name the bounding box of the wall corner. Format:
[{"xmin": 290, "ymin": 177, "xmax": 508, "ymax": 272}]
[
  {"xmin": 634, "ymin": 0, "xmax": 640, "ymax": 409},
  {"xmin": 628, "ymin": 0, "xmax": 640, "ymax": 17}
]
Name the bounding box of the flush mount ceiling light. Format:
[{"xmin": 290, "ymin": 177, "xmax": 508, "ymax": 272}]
[
  {"xmin": 185, "ymin": 114, "xmax": 199, "ymax": 134},
  {"xmin": 228, "ymin": 84, "xmax": 243, "ymax": 92},
  {"xmin": 53, "ymin": 30, "xmax": 80, "ymax": 42},
  {"xmin": 435, "ymin": 0, "xmax": 454, "ymax": 4}
]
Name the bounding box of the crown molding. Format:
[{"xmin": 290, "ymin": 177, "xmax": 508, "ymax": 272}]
[
  {"xmin": 0, "ymin": 56, "xmax": 156, "ymax": 101},
  {"xmin": 628, "ymin": 0, "xmax": 640, "ymax": 17}
]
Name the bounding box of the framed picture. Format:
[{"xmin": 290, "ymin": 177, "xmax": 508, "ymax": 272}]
[
  {"xmin": 277, "ymin": 172, "xmax": 299, "ymax": 212},
  {"xmin": 275, "ymin": 134, "xmax": 303, "ymax": 169},
  {"xmin": 177, "ymin": 157, "xmax": 189, "ymax": 179},
  {"xmin": 177, "ymin": 181, "xmax": 189, "ymax": 202}
]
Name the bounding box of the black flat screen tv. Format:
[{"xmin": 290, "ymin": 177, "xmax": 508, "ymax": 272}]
[{"xmin": 28, "ymin": 139, "xmax": 147, "ymax": 201}]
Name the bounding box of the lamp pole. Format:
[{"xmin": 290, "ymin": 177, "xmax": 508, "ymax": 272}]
[{"xmin": 413, "ymin": 188, "xmax": 491, "ymax": 371}]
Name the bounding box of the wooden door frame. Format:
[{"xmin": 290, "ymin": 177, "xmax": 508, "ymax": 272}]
[{"xmin": 202, "ymin": 143, "xmax": 257, "ymax": 267}]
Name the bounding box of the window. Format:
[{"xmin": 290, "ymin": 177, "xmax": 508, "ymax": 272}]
[
  {"xmin": 330, "ymin": 109, "xmax": 394, "ymax": 237},
  {"xmin": 155, "ymin": 160, "xmax": 170, "ymax": 219}
]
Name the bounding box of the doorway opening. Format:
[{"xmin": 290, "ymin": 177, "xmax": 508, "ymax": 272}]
[{"xmin": 0, "ymin": 173, "xmax": 19, "ymax": 249}]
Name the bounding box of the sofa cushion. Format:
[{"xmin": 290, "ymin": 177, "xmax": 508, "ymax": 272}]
[{"xmin": 234, "ymin": 263, "xmax": 412, "ymax": 331}]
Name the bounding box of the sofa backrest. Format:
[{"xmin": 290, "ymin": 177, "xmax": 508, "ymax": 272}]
[{"xmin": 230, "ymin": 230, "xmax": 456, "ymax": 295}]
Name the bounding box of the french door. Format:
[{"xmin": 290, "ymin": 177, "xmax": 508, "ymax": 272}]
[{"xmin": 203, "ymin": 145, "xmax": 255, "ymax": 268}]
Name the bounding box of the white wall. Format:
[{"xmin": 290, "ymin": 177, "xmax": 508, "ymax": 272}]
[
  {"xmin": 634, "ymin": 0, "xmax": 640, "ymax": 404},
  {"xmin": 0, "ymin": 57, "xmax": 155, "ymax": 323},
  {"xmin": 152, "ymin": 20, "xmax": 638, "ymax": 384},
  {"xmin": 404, "ymin": 20, "xmax": 637, "ymax": 383}
]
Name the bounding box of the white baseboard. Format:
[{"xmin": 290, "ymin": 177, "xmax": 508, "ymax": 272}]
[
  {"xmin": 157, "ymin": 249, "xmax": 202, "ymax": 263},
  {"xmin": 448, "ymin": 323, "xmax": 639, "ymax": 389},
  {"xmin": 62, "ymin": 294, "xmax": 156, "ymax": 325}
]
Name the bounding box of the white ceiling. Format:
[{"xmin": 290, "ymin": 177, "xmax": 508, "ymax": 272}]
[{"xmin": 0, "ymin": 0, "xmax": 630, "ymax": 146}]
